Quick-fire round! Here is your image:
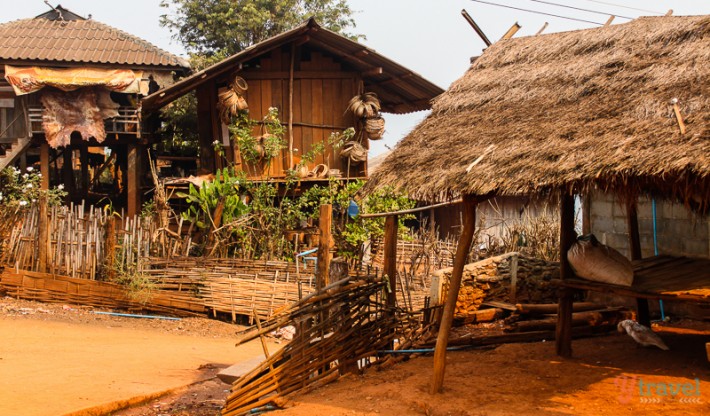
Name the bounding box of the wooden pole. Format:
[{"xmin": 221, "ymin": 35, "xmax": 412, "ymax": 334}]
[
  {"xmin": 126, "ymin": 144, "xmax": 140, "ymax": 218},
  {"xmin": 626, "ymin": 198, "xmax": 650, "ymax": 326},
  {"xmin": 316, "ymin": 204, "xmax": 332, "ymax": 291},
  {"xmin": 555, "ymin": 193, "xmax": 576, "ymax": 358},
  {"xmin": 40, "ymin": 141, "xmax": 49, "ymax": 190},
  {"xmin": 288, "ymin": 43, "xmax": 295, "ymax": 170},
  {"xmin": 37, "ymin": 194, "xmax": 49, "ymax": 273},
  {"xmin": 383, "ymin": 215, "xmax": 398, "ymax": 308},
  {"xmin": 80, "ymin": 144, "xmax": 89, "ymax": 201},
  {"xmin": 431, "ymin": 194, "xmax": 477, "ymax": 394},
  {"xmin": 104, "ymin": 214, "xmax": 117, "ymax": 281},
  {"xmin": 62, "ymin": 147, "xmax": 74, "ymax": 204}
]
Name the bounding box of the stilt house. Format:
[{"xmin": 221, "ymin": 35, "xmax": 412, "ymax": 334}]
[
  {"xmin": 0, "ymin": 5, "xmax": 190, "ymax": 216},
  {"xmin": 142, "ymin": 18, "xmax": 443, "ymax": 184}
]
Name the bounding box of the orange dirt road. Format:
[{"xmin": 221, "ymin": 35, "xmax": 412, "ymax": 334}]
[{"xmin": 0, "ymin": 317, "xmax": 265, "ymax": 416}]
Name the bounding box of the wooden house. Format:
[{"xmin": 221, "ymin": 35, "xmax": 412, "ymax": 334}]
[
  {"xmin": 366, "ymin": 15, "xmax": 710, "ymax": 390},
  {"xmin": 0, "ymin": 5, "xmax": 190, "ymax": 216},
  {"xmin": 142, "ymin": 18, "xmax": 443, "ymax": 183}
]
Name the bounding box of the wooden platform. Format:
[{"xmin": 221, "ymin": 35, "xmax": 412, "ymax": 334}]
[{"xmin": 554, "ymin": 255, "xmax": 710, "ymax": 303}]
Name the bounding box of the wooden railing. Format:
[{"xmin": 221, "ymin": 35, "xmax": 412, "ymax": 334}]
[{"xmin": 28, "ymin": 106, "xmax": 141, "ymax": 136}]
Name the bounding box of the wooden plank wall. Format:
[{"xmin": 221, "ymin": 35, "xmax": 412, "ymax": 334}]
[{"xmin": 230, "ymin": 45, "xmax": 365, "ymax": 179}]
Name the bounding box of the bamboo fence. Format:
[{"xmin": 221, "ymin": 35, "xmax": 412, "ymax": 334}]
[
  {"xmin": 222, "ymin": 273, "xmax": 428, "ymax": 416},
  {"xmin": 0, "ymin": 268, "xmax": 205, "ymax": 316}
]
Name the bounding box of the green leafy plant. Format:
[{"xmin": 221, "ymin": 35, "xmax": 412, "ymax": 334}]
[
  {"xmin": 177, "ymin": 167, "xmax": 248, "ymax": 230},
  {"xmin": 230, "ymin": 108, "xmax": 286, "ymax": 165},
  {"xmin": 0, "ymin": 166, "xmax": 66, "ymax": 209}
]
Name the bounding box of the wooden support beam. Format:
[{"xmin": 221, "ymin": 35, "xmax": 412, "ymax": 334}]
[
  {"xmin": 626, "ymin": 198, "xmax": 651, "ymax": 326},
  {"xmin": 604, "ymin": 15, "xmax": 615, "ymax": 26},
  {"xmin": 126, "ymin": 143, "xmax": 141, "ymax": 218},
  {"xmin": 80, "ymin": 144, "xmax": 89, "ymax": 200},
  {"xmin": 384, "ymin": 215, "xmax": 398, "ymax": 308},
  {"xmin": 431, "ymin": 194, "xmax": 478, "ymax": 394},
  {"xmin": 555, "ymin": 193, "xmax": 576, "ymax": 358},
  {"xmin": 362, "ymin": 67, "xmax": 383, "ymax": 77},
  {"xmin": 62, "ymin": 146, "xmax": 74, "ymax": 204},
  {"xmin": 37, "ymin": 193, "xmax": 49, "ymax": 273},
  {"xmin": 39, "ymin": 141, "xmax": 49, "ymax": 190},
  {"xmin": 316, "ymin": 204, "xmax": 333, "ymax": 290}
]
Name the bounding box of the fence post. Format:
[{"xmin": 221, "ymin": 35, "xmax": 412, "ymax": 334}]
[
  {"xmin": 104, "ymin": 214, "xmax": 117, "ymax": 281},
  {"xmin": 383, "ymin": 215, "xmax": 398, "ymax": 308},
  {"xmin": 316, "ymin": 204, "xmax": 332, "ymax": 290},
  {"xmin": 37, "ymin": 194, "xmax": 49, "ymax": 273}
]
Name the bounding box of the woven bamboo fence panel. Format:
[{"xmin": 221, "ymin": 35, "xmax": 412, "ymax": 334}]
[
  {"xmin": 222, "ymin": 274, "xmax": 427, "ymax": 416},
  {"xmin": 140, "ymin": 257, "xmax": 317, "ymax": 321},
  {"xmin": 0, "ymin": 268, "xmax": 205, "ymax": 316}
]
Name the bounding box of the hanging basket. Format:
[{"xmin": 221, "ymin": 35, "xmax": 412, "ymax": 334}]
[
  {"xmin": 232, "ymin": 76, "xmax": 248, "ymax": 95},
  {"xmin": 339, "ymin": 141, "xmax": 368, "ymax": 163},
  {"xmin": 347, "ymin": 92, "xmax": 381, "ymax": 118},
  {"xmin": 217, "ymin": 76, "xmax": 249, "ymax": 124},
  {"xmin": 365, "ymin": 116, "xmax": 385, "ymax": 140}
]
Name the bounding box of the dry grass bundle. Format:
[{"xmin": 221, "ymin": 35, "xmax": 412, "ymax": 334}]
[{"xmin": 367, "ymin": 16, "xmax": 710, "ymax": 212}]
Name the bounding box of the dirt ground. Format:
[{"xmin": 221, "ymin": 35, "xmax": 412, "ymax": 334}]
[
  {"xmin": 117, "ymin": 320, "xmax": 710, "ymax": 416},
  {"xmin": 2, "ymin": 296, "xmax": 708, "ymax": 416},
  {"xmin": 0, "ymin": 296, "xmax": 276, "ymax": 416}
]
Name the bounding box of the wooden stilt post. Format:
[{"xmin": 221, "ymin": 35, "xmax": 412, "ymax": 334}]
[
  {"xmin": 62, "ymin": 146, "xmax": 74, "ymax": 204},
  {"xmin": 626, "ymin": 198, "xmax": 650, "ymax": 326},
  {"xmin": 37, "ymin": 193, "xmax": 49, "ymax": 273},
  {"xmin": 316, "ymin": 204, "xmax": 332, "ymax": 291},
  {"xmin": 431, "ymin": 194, "xmax": 477, "ymax": 394},
  {"xmin": 80, "ymin": 144, "xmax": 89, "ymax": 201},
  {"xmin": 126, "ymin": 144, "xmax": 140, "ymax": 218},
  {"xmin": 384, "ymin": 215, "xmax": 398, "ymax": 308},
  {"xmin": 555, "ymin": 193, "xmax": 576, "ymax": 357},
  {"xmin": 40, "ymin": 141, "xmax": 49, "ymax": 190}
]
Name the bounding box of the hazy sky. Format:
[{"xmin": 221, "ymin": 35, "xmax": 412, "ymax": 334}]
[{"xmin": 4, "ymin": 1, "xmax": 710, "ymax": 155}]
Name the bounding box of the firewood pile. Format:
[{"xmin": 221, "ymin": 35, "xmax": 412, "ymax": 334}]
[
  {"xmin": 434, "ymin": 252, "xmax": 560, "ymax": 322},
  {"xmin": 221, "ymin": 274, "xmax": 428, "ymax": 416}
]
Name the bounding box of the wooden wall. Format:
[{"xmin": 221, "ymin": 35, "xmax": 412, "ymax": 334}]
[{"xmin": 198, "ymin": 44, "xmax": 366, "ymax": 179}]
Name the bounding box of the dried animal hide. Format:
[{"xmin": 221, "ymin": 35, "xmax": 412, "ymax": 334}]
[{"xmin": 41, "ymin": 88, "xmax": 106, "ymax": 148}]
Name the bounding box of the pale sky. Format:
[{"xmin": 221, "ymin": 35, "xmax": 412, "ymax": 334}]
[{"xmin": 4, "ymin": 1, "xmax": 710, "ymax": 156}]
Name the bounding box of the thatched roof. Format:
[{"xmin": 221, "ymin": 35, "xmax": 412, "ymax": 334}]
[{"xmin": 367, "ymin": 16, "xmax": 710, "ymax": 211}]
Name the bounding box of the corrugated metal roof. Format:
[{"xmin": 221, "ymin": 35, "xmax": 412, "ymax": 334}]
[
  {"xmin": 143, "ymin": 18, "xmax": 443, "ymax": 114},
  {"xmin": 0, "ymin": 7, "xmax": 190, "ymax": 71}
]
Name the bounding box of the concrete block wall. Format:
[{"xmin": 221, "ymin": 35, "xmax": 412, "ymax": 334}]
[{"xmin": 588, "ymin": 192, "xmax": 710, "ymax": 259}]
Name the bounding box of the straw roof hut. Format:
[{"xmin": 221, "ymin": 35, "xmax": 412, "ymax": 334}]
[
  {"xmin": 365, "ymin": 15, "xmax": 710, "ymax": 391},
  {"xmin": 367, "ymin": 15, "xmax": 710, "ymax": 212}
]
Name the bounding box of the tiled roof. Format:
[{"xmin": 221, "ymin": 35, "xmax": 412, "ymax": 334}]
[{"xmin": 0, "ymin": 7, "xmax": 189, "ymax": 71}]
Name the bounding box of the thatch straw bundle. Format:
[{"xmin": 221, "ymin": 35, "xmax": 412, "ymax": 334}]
[{"xmin": 367, "ymin": 16, "xmax": 710, "ymax": 212}]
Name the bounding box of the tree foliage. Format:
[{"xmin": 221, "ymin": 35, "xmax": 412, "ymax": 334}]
[{"xmin": 159, "ymin": 0, "xmax": 359, "ymax": 56}]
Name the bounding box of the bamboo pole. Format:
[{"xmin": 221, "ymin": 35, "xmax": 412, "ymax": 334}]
[
  {"xmin": 431, "ymin": 194, "xmax": 478, "ymax": 394},
  {"xmin": 37, "ymin": 194, "xmax": 49, "ymax": 273}
]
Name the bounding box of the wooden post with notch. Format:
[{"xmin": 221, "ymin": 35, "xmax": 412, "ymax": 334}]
[
  {"xmin": 431, "ymin": 194, "xmax": 478, "ymax": 394},
  {"xmin": 555, "ymin": 193, "xmax": 575, "ymax": 358},
  {"xmin": 316, "ymin": 204, "xmax": 333, "ymax": 290},
  {"xmin": 384, "ymin": 215, "xmax": 398, "ymax": 308},
  {"xmin": 37, "ymin": 193, "xmax": 49, "ymax": 273},
  {"xmin": 626, "ymin": 198, "xmax": 650, "ymax": 326}
]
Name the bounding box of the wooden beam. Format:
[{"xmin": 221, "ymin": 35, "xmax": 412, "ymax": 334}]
[
  {"xmin": 39, "ymin": 141, "xmax": 49, "ymax": 190},
  {"xmin": 431, "ymin": 194, "xmax": 478, "ymax": 394},
  {"xmin": 384, "ymin": 215, "xmax": 398, "ymax": 308},
  {"xmin": 555, "ymin": 193, "xmax": 576, "ymax": 358},
  {"xmin": 535, "ymin": 22, "xmax": 549, "ymax": 36},
  {"xmin": 126, "ymin": 143, "xmax": 141, "ymax": 218},
  {"xmin": 316, "ymin": 204, "xmax": 333, "ymax": 290},
  {"xmin": 500, "ymin": 22, "xmax": 521, "ymax": 41},
  {"xmin": 604, "ymin": 16, "xmax": 615, "ymax": 26},
  {"xmin": 460, "ymin": 9, "xmax": 492, "ymax": 47},
  {"xmin": 626, "ymin": 198, "xmax": 651, "ymax": 326},
  {"xmin": 362, "ymin": 67, "xmax": 383, "ymax": 77},
  {"xmin": 80, "ymin": 144, "xmax": 89, "ymax": 200},
  {"xmin": 62, "ymin": 146, "xmax": 74, "ymax": 204},
  {"xmin": 37, "ymin": 193, "xmax": 49, "ymax": 273}
]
